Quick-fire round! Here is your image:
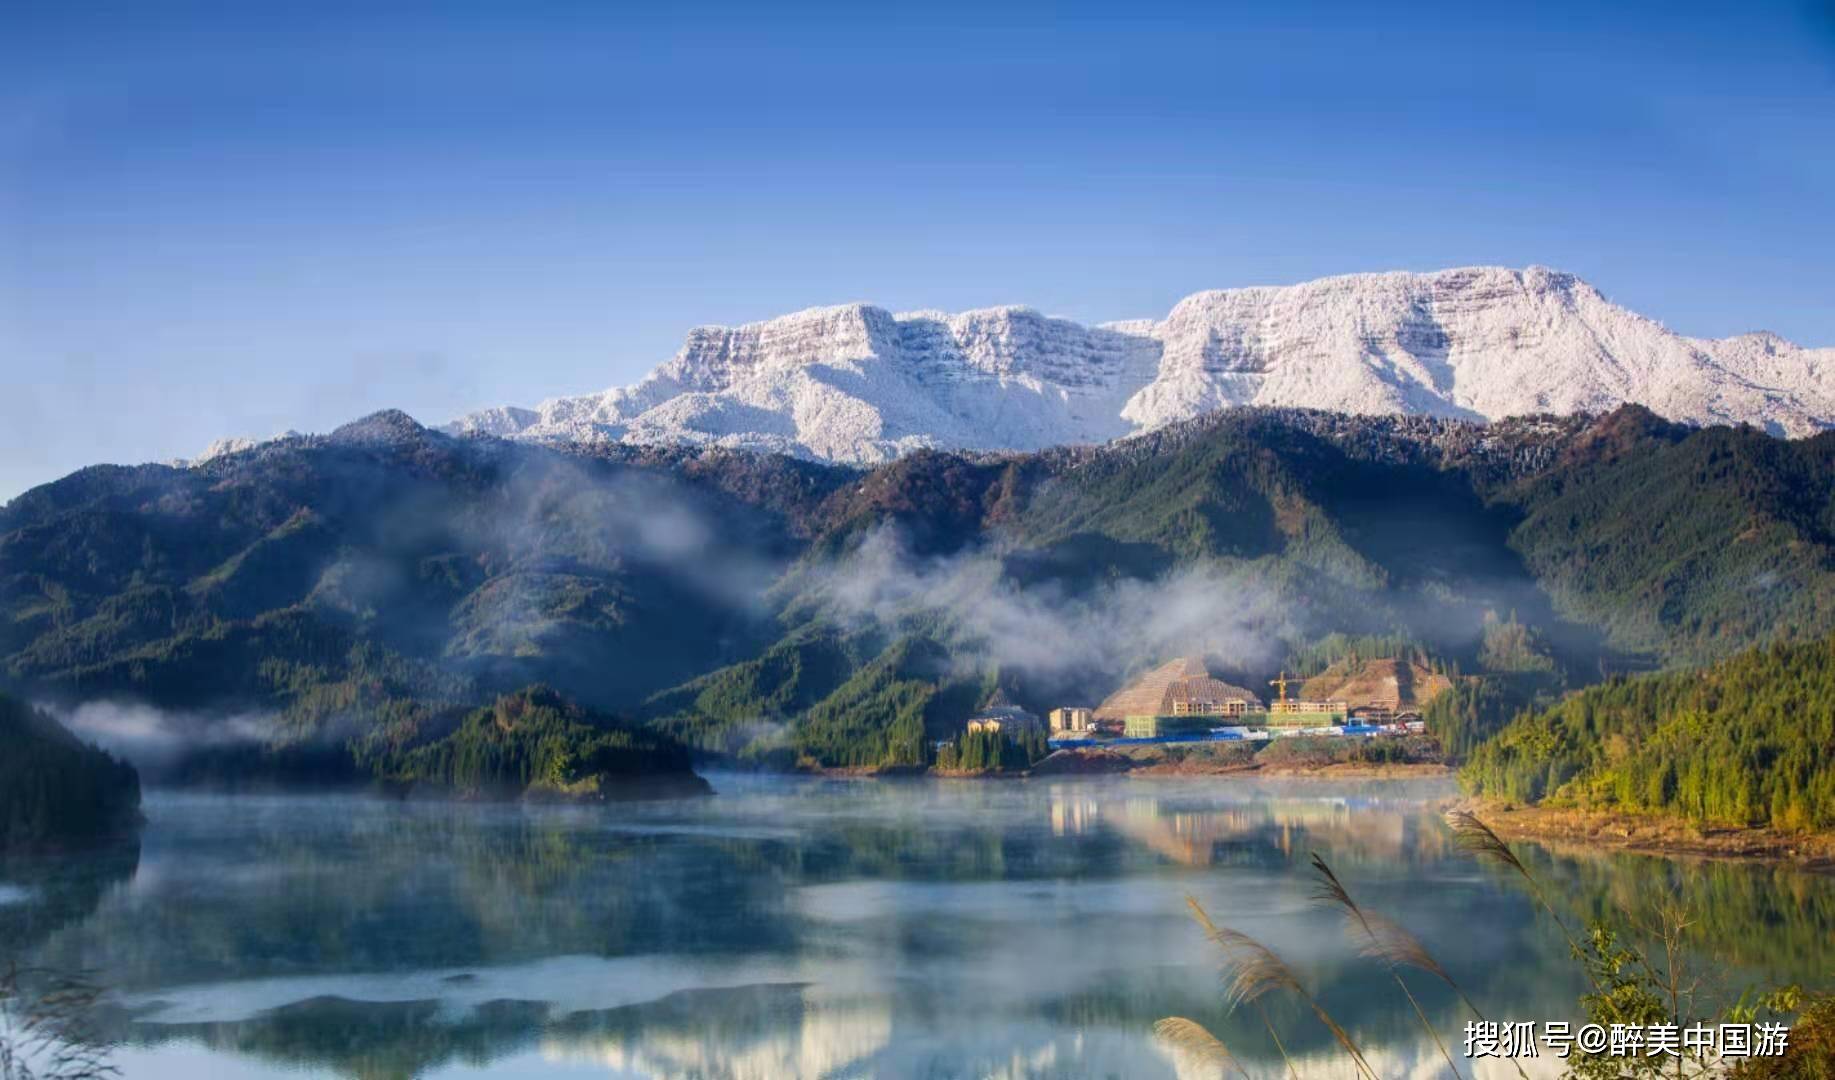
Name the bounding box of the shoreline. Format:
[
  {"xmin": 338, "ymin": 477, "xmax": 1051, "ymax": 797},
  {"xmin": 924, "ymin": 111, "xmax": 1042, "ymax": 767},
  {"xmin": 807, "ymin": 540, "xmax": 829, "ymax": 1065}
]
[
  {"xmin": 800, "ymin": 763, "xmax": 1835, "ymax": 870},
  {"xmin": 817, "ymin": 747, "xmax": 1454, "ymax": 782},
  {"xmin": 1252, "ymin": 762, "xmax": 1453, "ymax": 779},
  {"xmin": 1465, "ymin": 799, "xmax": 1835, "ymax": 870},
  {"xmin": 1028, "ymin": 743, "xmax": 1450, "ymax": 780}
]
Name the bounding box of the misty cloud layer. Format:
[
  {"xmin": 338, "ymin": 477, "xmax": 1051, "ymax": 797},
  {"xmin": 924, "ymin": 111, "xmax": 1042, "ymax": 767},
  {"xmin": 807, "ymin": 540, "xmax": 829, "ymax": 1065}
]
[
  {"xmin": 54, "ymin": 699, "xmax": 276, "ymax": 767},
  {"xmin": 807, "ymin": 526, "xmax": 1298, "ymax": 682}
]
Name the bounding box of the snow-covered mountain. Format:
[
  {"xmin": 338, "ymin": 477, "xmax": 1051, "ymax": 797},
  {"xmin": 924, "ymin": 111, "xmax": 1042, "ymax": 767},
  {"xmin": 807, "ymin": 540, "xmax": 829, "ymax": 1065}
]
[
  {"xmin": 448, "ymin": 266, "xmax": 1835, "ymax": 461},
  {"xmin": 170, "ymin": 430, "xmax": 304, "ymax": 468}
]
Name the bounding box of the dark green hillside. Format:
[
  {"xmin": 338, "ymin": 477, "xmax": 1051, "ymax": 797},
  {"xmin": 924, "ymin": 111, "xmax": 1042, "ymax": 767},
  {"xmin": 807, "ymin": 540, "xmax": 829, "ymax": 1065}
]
[
  {"xmin": 643, "ymin": 626, "xmax": 867, "ymax": 752},
  {"xmin": 808, "ymin": 451, "xmax": 1034, "ymax": 559},
  {"xmin": 1009, "ymin": 414, "xmax": 1577, "ymax": 632},
  {"xmin": 362, "ymin": 685, "xmax": 704, "ymax": 800},
  {"xmin": 3, "ymin": 405, "xmax": 1833, "ymax": 776},
  {"xmin": 644, "ymin": 623, "xmax": 1008, "ymax": 769},
  {"xmin": 1499, "ymin": 408, "xmax": 1835, "ymax": 664},
  {"xmin": 790, "ymin": 634, "xmax": 972, "ymax": 768},
  {"xmin": 0, "ymin": 694, "xmax": 141, "ymax": 849},
  {"xmin": 1463, "ymin": 634, "xmax": 1835, "ymax": 831},
  {"xmin": 1422, "ymin": 669, "xmax": 1561, "ymax": 760},
  {"xmin": 640, "ymin": 416, "xmax": 1607, "ymax": 765},
  {"xmin": 639, "ymin": 410, "xmax": 1835, "ymax": 766},
  {"xmin": 1, "ymin": 413, "xmax": 841, "ymax": 736}
]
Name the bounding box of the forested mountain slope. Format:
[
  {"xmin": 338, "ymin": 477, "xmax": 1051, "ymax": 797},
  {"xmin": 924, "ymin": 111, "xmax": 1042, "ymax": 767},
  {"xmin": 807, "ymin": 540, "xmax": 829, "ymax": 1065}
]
[
  {"xmin": 4, "ymin": 405, "xmax": 1831, "ymax": 772},
  {"xmin": 1463, "ymin": 634, "xmax": 1835, "ymax": 831},
  {"xmin": 0, "ymin": 693, "xmax": 141, "ymax": 849}
]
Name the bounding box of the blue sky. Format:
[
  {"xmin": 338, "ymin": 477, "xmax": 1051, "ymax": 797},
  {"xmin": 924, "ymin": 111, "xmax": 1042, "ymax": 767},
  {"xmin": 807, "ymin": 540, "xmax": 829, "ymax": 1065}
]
[{"xmin": 3, "ymin": 1, "xmax": 1833, "ymax": 499}]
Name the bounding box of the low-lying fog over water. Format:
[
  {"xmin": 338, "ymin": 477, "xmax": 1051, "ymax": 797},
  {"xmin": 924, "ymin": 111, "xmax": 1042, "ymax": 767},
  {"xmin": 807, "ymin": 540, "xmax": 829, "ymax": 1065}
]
[{"xmin": 5, "ymin": 777, "xmax": 1832, "ymax": 1079}]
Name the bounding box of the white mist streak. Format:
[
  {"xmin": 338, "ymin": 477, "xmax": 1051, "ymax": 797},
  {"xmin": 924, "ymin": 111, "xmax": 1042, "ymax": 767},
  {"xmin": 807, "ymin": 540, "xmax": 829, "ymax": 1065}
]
[{"xmin": 808, "ymin": 526, "xmax": 1296, "ymax": 679}]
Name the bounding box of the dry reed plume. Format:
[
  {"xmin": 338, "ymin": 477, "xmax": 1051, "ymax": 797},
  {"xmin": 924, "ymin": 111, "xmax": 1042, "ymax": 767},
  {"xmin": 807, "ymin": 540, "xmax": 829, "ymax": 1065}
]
[{"xmin": 1174, "ymin": 895, "xmax": 1382, "ymax": 1080}]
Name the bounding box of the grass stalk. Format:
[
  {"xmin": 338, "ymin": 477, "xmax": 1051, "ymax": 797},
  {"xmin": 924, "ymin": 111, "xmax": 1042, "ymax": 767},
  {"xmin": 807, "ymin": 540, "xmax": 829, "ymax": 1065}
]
[
  {"xmin": 1309, "ymin": 853, "xmax": 1465, "ymax": 1080},
  {"xmin": 1153, "ymin": 1017, "xmax": 1250, "ymax": 1080},
  {"xmin": 1444, "ymin": 809, "xmax": 1604, "ymax": 996},
  {"xmin": 1183, "ymin": 895, "xmax": 1383, "ymax": 1080}
]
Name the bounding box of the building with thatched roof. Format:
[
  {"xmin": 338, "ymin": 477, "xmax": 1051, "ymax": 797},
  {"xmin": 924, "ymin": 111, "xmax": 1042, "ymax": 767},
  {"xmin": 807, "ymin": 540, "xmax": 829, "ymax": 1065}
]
[{"xmin": 1094, "ymin": 657, "xmax": 1263, "ymax": 725}]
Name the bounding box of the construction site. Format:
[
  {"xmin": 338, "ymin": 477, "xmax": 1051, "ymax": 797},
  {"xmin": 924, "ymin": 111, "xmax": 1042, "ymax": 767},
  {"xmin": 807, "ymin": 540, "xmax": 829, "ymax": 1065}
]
[{"xmin": 1048, "ymin": 656, "xmax": 1437, "ymax": 747}]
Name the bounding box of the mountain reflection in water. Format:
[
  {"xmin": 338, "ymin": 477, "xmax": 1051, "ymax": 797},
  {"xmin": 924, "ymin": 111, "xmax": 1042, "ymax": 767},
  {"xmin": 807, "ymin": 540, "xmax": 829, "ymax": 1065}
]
[{"xmin": 5, "ymin": 776, "xmax": 1832, "ymax": 1079}]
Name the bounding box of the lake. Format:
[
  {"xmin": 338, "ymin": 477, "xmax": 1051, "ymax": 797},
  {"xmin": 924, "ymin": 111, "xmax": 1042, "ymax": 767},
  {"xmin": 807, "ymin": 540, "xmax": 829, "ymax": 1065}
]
[{"xmin": 3, "ymin": 775, "xmax": 1831, "ymax": 1079}]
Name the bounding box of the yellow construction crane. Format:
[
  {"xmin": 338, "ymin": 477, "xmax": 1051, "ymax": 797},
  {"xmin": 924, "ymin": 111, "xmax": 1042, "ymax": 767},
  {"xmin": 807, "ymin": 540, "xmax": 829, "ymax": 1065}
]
[{"xmin": 1269, "ymin": 670, "xmax": 1292, "ymax": 707}]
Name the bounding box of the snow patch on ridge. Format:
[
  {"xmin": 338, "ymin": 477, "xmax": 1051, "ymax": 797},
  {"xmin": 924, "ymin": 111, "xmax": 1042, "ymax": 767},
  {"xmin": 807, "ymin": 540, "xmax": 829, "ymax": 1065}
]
[{"xmin": 174, "ymin": 430, "xmax": 304, "ymax": 468}]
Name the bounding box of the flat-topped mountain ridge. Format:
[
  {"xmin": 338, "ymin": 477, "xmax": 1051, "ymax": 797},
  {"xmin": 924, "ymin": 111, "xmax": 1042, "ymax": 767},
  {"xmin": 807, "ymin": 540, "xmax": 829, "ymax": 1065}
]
[{"xmin": 443, "ymin": 266, "xmax": 1835, "ymax": 463}]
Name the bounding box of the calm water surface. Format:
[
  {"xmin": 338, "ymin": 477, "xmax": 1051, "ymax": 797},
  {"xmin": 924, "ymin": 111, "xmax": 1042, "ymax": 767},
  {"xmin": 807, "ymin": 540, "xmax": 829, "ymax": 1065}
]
[{"xmin": 4, "ymin": 775, "xmax": 1832, "ymax": 1079}]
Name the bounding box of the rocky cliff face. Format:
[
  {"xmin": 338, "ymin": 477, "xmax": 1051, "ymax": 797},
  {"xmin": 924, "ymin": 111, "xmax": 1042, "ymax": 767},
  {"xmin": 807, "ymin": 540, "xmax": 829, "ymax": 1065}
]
[{"xmin": 446, "ymin": 266, "xmax": 1835, "ymax": 462}]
